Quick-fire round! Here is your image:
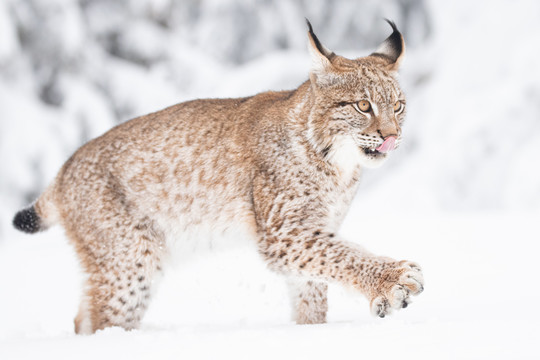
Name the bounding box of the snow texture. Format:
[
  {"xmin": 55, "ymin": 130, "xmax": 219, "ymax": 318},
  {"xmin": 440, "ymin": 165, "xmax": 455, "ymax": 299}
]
[{"xmin": 1, "ymin": 0, "xmax": 539, "ymax": 359}]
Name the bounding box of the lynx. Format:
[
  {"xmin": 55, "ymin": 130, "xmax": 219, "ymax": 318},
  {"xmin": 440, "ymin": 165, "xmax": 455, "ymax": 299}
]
[{"xmin": 13, "ymin": 20, "xmax": 423, "ymax": 334}]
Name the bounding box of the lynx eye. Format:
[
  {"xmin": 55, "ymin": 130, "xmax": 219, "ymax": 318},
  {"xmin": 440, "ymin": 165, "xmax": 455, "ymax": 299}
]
[
  {"xmin": 394, "ymin": 100, "xmax": 403, "ymax": 113},
  {"xmin": 353, "ymin": 100, "xmax": 371, "ymax": 114}
]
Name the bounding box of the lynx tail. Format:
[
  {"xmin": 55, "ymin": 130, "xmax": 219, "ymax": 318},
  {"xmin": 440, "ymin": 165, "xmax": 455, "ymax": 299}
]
[
  {"xmin": 13, "ymin": 182, "xmax": 59, "ymax": 234},
  {"xmin": 13, "ymin": 206, "xmax": 42, "ymax": 233}
]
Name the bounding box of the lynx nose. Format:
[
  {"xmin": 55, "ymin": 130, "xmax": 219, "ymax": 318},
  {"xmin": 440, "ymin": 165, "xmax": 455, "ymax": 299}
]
[{"xmin": 375, "ymin": 136, "xmax": 396, "ymax": 153}]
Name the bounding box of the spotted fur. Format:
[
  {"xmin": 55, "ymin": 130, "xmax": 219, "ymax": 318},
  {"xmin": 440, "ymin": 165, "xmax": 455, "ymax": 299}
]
[{"xmin": 13, "ymin": 20, "xmax": 423, "ymax": 333}]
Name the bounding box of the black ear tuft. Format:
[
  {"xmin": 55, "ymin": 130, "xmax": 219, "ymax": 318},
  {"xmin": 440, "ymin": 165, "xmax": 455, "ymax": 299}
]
[
  {"xmin": 371, "ymin": 19, "xmax": 405, "ymax": 67},
  {"xmin": 305, "ymin": 18, "xmax": 314, "ymax": 33},
  {"xmin": 384, "ymin": 18, "xmax": 399, "ymax": 33},
  {"xmin": 305, "ymin": 18, "xmax": 332, "ymax": 57}
]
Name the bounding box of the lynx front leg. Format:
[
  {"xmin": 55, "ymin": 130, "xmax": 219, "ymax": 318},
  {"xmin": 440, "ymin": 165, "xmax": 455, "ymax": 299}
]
[
  {"xmin": 253, "ymin": 177, "xmax": 424, "ymax": 319},
  {"xmin": 287, "ymin": 279, "xmax": 328, "ymax": 324},
  {"xmin": 266, "ymin": 231, "xmax": 424, "ymax": 318},
  {"xmin": 365, "ymin": 260, "xmax": 424, "ymax": 317}
]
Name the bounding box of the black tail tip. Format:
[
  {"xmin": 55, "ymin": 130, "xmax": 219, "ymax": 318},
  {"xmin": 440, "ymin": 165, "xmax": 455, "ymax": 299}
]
[{"xmin": 13, "ymin": 206, "xmax": 42, "ymax": 234}]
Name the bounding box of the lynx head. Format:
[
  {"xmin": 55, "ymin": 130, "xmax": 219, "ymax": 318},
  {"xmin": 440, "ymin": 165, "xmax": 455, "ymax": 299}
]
[{"xmin": 305, "ymin": 20, "xmax": 406, "ymax": 170}]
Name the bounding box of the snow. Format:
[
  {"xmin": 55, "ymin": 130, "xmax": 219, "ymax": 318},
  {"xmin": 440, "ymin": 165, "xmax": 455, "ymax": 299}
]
[
  {"xmin": 1, "ymin": 0, "xmax": 540, "ymax": 359},
  {"xmin": 2, "ymin": 213, "xmax": 539, "ymax": 359}
]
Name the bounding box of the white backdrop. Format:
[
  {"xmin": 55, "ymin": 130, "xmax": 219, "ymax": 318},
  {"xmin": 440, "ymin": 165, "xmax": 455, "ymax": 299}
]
[{"xmin": 1, "ymin": 1, "xmax": 539, "ymax": 359}]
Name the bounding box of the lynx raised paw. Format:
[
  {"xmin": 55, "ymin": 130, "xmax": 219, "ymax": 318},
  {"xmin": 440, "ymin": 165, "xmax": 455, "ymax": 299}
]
[{"xmin": 370, "ymin": 261, "xmax": 424, "ymax": 318}]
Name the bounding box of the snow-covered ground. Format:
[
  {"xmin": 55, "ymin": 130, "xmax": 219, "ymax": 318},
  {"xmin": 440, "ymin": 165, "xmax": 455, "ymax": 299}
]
[
  {"xmin": 1, "ymin": 0, "xmax": 540, "ymax": 359},
  {"xmin": 2, "ymin": 212, "xmax": 539, "ymax": 359}
]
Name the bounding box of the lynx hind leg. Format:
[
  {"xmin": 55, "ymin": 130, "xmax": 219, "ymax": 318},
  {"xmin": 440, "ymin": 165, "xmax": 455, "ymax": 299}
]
[
  {"xmin": 71, "ymin": 219, "xmax": 165, "ymax": 334},
  {"xmin": 74, "ymin": 294, "xmax": 92, "ymax": 334},
  {"xmin": 287, "ymin": 279, "xmax": 328, "ymax": 325},
  {"xmin": 369, "ymin": 261, "xmax": 424, "ymax": 318}
]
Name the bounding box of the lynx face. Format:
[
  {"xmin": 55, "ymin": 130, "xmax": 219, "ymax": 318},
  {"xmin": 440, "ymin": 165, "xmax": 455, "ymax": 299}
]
[{"xmin": 307, "ymin": 21, "xmax": 406, "ymax": 169}]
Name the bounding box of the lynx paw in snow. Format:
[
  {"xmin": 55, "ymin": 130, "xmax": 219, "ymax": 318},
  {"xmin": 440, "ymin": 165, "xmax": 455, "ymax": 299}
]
[{"xmin": 370, "ymin": 261, "xmax": 424, "ymax": 318}]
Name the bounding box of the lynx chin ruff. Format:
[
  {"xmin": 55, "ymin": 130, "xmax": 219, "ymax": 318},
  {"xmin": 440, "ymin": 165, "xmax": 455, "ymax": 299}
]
[{"xmin": 13, "ymin": 20, "xmax": 423, "ymax": 334}]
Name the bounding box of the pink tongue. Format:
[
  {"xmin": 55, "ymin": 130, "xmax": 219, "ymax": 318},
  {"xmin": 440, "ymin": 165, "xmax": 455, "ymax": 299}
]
[{"xmin": 376, "ymin": 136, "xmax": 396, "ymax": 153}]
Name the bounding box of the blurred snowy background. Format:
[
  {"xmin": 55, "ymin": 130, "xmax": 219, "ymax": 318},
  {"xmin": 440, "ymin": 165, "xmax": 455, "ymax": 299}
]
[{"xmin": 1, "ymin": 0, "xmax": 539, "ymax": 359}]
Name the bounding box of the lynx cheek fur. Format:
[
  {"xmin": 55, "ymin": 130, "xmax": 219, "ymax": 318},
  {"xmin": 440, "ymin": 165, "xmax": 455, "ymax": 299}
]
[{"xmin": 13, "ymin": 20, "xmax": 423, "ymax": 334}]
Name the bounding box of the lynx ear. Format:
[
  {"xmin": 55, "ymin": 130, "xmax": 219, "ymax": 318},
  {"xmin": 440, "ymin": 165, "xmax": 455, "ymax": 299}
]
[
  {"xmin": 306, "ymin": 19, "xmax": 335, "ymax": 80},
  {"xmin": 370, "ymin": 19, "xmax": 405, "ymax": 72}
]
